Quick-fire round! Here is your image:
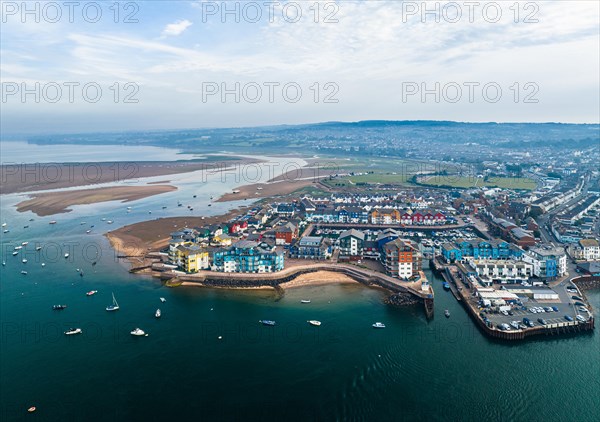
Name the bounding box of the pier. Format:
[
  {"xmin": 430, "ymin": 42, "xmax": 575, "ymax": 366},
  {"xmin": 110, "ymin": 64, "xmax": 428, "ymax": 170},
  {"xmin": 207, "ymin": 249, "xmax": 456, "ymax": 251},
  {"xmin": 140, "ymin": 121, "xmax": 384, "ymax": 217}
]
[{"xmin": 441, "ymin": 261, "xmax": 595, "ymax": 340}]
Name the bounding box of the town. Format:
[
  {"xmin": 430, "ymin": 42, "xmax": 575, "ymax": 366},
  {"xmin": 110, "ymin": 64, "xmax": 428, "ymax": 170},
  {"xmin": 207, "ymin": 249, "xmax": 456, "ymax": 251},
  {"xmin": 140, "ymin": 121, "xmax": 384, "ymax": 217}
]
[{"xmin": 143, "ymin": 168, "xmax": 599, "ymax": 340}]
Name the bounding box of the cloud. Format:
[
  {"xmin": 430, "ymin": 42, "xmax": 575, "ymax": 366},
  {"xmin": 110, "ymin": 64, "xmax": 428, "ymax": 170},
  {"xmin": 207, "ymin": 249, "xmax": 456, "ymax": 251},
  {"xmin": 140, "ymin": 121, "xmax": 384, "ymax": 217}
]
[{"xmin": 161, "ymin": 19, "xmax": 193, "ymax": 37}]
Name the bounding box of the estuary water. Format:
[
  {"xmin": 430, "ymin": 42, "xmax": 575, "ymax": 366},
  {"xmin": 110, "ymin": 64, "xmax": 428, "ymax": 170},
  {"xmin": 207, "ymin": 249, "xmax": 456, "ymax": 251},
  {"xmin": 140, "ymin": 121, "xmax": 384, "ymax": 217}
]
[{"xmin": 0, "ymin": 143, "xmax": 599, "ymax": 421}]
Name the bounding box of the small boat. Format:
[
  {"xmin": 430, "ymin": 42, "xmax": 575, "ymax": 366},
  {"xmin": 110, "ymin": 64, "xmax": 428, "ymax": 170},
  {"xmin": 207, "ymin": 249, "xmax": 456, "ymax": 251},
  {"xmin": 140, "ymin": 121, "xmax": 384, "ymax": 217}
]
[
  {"xmin": 155, "ymin": 309, "xmax": 161, "ymax": 318},
  {"xmin": 79, "ymin": 271, "xmax": 84, "ymax": 277},
  {"xmin": 2, "ymin": 261, "xmax": 5, "ymax": 266},
  {"xmin": 159, "ymin": 297, "xmax": 166, "ymax": 303},
  {"xmin": 443, "ymin": 282, "xmax": 450, "ymax": 290},
  {"xmin": 41, "ymin": 263, "xmax": 45, "ymax": 267},
  {"xmin": 259, "ymin": 320, "xmax": 276, "ymax": 326},
  {"xmin": 193, "ymin": 195, "xmax": 197, "ymax": 198},
  {"xmin": 35, "ymin": 246, "xmax": 42, "ymax": 251},
  {"xmin": 148, "ymin": 211, "xmax": 152, "ymax": 214},
  {"xmin": 28, "ymin": 406, "xmax": 36, "ymax": 413},
  {"xmin": 23, "ymin": 225, "xmax": 29, "ymax": 228},
  {"xmin": 64, "ymin": 253, "xmax": 69, "ymax": 259},
  {"xmin": 12, "ymin": 251, "xmax": 19, "ymax": 256},
  {"xmin": 107, "ymin": 220, "xmax": 113, "ymax": 224},
  {"xmin": 21, "ymin": 270, "xmax": 27, "ymax": 275},
  {"xmin": 208, "ymin": 204, "xmax": 212, "ymax": 207},
  {"xmin": 22, "ymin": 259, "xmax": 27, "ymax": 264},
  {"xmin": 80, "ymin": 222, "xmax": 87, "ymax": 225},
  {"xmin": 86, "ymin": 230, "xmax": 91, "ymax": 234},
  {"xmin": 308, "ymin": 320, "xmax": 321, "ymax": 326},
  {"xmin": 1, "ymin": 223, "xmax": 6, "ymax": 227},
  {"xmin": 162, "ymin": 206, "xmax": 167, "ymax": 209},
  {"xmin": 372, "ymin": 322, "xmax": 386, "ymax": 328},
  {"xmin": 64, "ymin": 328, "xmax": 82, "ymax": 335},
  {"xmin": 86, "ymin": 290, "xmax": 98, "ymax": 296},
  {"xmin": 49, "ymin": 221, "xmax": 57, "ymax": 224},
  {"xmin": 130, "ymin": 328, "xmax": 147, "ymax": 336},
  {"xmin": 3, "ymin": 229, "xmax": 8, "ymax": 233},
  {"xmin": 52, "ymin": 305, "xmax": 67, "ymax": 310},
  {"xmin": 14, "ymin": 246, "xmax": 22, "ymax": 250},
  {"xmin": 444, "ymin": 310, "xmax": 450, "ymax": 318},
  {"xmin": 106, "ymin": 293, "xmax": 119, "ymax": 311},
  {"xmin": 92, "ymin": 261, "xmax": 97, "ymax": 266},
  {"xmin": 22, "ymin": 241, "xmax": 28, "ymax": 246},
  {"xmin": 101, "ymin": 218, "xmax": 106, "ymax": 221},
  {"xmin": 300, "ymin": 300, "xmax": 311, "ymax": 304}
]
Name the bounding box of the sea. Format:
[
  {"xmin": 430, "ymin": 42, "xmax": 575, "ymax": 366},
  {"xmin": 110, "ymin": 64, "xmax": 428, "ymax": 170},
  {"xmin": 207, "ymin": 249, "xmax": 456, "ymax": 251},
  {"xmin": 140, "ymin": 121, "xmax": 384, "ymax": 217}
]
[{"xmin": 0, "ymin": 142, "xmax": 599, "ymax": 421}]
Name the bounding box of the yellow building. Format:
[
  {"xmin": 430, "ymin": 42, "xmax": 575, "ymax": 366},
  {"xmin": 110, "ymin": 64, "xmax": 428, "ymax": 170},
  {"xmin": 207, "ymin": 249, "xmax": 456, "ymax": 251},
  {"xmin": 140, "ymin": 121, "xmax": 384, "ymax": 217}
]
[{"xmin": 170, "ymin": 244, "xmax": 210, "ymax": 273}]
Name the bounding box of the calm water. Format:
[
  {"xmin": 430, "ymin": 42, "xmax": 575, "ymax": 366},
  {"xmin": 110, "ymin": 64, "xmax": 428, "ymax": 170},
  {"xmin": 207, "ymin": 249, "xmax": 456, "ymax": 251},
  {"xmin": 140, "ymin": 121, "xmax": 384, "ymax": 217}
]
[{"xmin": 0, "ymin": 146, "xmax": 599, "ymax": 421}]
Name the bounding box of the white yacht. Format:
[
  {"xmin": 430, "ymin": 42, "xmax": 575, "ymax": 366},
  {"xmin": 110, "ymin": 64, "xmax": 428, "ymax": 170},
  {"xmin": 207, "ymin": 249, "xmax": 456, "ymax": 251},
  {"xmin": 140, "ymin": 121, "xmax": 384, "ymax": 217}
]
[
  {"xmin": 64, "ymin": 328, "xmax": 82, "ymax": 335},
  {"xmin": 22, "ymin": 259, "xmax": 27, "ymax": 264},
  {"xmin": 159, "ymin": 297, "xmax": 166, "ymax": 303},
  {"xmin": 307, "ymin": 320, "xmax": 321, "ymax": 326},
  {"xmin": 130, "ymin": 328, "xmax": 147, "ymax": 336},
  {"xmin": 64, "ymin": 253, "xmax": 69, "ymax": 259},
  {"xmin": 106, "ymin": 293, "xmax": 119, "ymax": 311},
  {"xmin": 300, "ymin": 300, "xmax": 311, "ymax": 304},
  {"xmin": 155, "ymin": 309, "xmax": 161, "ymax": 318},
  {"xmin": 372, "ymin": 322, "xmax": 386, "ymax": 328}
]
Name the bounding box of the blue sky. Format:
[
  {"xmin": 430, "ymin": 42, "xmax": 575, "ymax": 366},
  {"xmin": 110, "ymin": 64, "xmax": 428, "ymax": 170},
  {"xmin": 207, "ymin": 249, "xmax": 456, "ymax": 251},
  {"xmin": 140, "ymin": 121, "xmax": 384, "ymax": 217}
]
[{"xmin": 1, "ymin": 1, "xmax": 599, "ymax": 134}]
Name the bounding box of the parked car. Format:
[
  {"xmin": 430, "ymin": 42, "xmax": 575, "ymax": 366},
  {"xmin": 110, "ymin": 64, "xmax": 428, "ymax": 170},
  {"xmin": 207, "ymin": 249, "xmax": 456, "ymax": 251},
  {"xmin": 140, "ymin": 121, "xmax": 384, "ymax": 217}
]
[
  {"xmin": 538, "ymin": 318, "xmax": 547, "ymax": 325},
  {"xmin": 564, "ymin": 315, "xmax": 574, "ymax": 322}
]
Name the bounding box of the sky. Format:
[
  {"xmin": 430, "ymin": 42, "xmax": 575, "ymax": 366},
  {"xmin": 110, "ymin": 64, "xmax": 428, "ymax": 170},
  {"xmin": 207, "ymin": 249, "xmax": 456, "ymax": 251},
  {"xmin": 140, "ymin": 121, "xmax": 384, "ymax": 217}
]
[{"xmin": 1, "ymin": 0, "xmax": 599, "ymax": 134}]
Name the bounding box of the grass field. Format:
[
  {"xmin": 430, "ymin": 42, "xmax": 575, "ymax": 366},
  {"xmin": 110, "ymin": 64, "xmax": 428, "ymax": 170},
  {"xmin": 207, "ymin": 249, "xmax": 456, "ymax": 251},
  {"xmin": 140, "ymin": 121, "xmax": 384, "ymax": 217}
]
[{"xmin": 416, "ymin": 175, "xmax": 536, "ymax": 190}]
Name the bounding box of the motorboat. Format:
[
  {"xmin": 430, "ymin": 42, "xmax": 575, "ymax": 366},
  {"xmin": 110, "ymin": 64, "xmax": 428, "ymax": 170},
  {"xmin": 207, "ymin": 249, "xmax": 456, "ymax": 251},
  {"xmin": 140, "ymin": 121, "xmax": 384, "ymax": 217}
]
[
  {"xmin": 130, "ymin": 328, "xmax": 147, "ymax": 336},
  {"xmin": 106, "ymin": 293, "xmax": 120, "ymax": 311},
  {"xmin": 41, "ymin": 263, "xmax": 45, "ymax": 267},
  {"xmin": 22, "ymin": 241, "xmax": 28, "ymax": 246},
  {"xmin": 64, "ymin": 253, "xmax": 69, "ymax": 259},
  {"xmin": 14, "ymin": 246, "xmax": 22, "ymax": 250},
  {"xmin": 159, "ymin": 297, "xmax": 166, "ymax": 303},
  {"xmin": 22, "ymin": 259, "xmax": 27, "ymax": 264},
  {"xmin": 49, "ymin": 221, "xmax": 57, "ymax": 224},
  {"xmin": 2, "ymin": 262, "xmax": 5, "ymax": 266},
  {"xmin": 3, "ymin": 229, "xmax": 8, "ymax": 233},
  {"xmin": 21, "ymin": 270, "xmax": 27, "ymax": 275},
  {"xmin": 259, "ymin": 320, "xmax": 276, "ymax": 326},
  {"xmin": 372, "ymin": 322, "xmax": 386, "ymax": 328},
  {"xmin": 86, "ymin": 230, "xmax": 92, "ymax": 234},
  {"xmin": 35, "ymin": 246, "xmax": 42, "ymax": 251},
  {"xmin": 64, "ymin": 328, "xmax": 82, "ymax": 335},
  {"xmin": 12, "ymin": 251, "xmax": 19, "ymax": 256},
  {"xmin": 52, "ymin": 305, "xmax": 67, "ymax": 310},
  {"xmin": 155, "ymin": 309, "xmax": 161, "ymax": 318},
  {"xmin": 443, "ymin": 282, "xmax": 450, "ymax": 290},
  {"xmin": 1, "ymin": 223, "xmax": 6, "ymax": 227},
  {"xmin": 444, "ymin": 309, "xmax": 450, "ymax": 318},
  {"xmin": 300, "ymin": 300, "xmax": 311, "ymax": 304},
  {"xmin": 307, "ymin": 320, "xmax": 321, "ymax": 326},
  {"xmin": 28, "ymin": 406, "xmax": 36, "ymax": 413},
  {"xmin": 86, "ymin": 290, "xmax": 98, "ymax": 296}
]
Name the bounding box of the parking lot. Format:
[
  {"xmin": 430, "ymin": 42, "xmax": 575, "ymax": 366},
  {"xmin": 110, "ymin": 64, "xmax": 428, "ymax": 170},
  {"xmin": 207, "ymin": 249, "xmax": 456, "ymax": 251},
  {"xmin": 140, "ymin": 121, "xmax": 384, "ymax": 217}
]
[{"xmin": 476, "ymin": 283, "xmax": 592, "ymax": 330}]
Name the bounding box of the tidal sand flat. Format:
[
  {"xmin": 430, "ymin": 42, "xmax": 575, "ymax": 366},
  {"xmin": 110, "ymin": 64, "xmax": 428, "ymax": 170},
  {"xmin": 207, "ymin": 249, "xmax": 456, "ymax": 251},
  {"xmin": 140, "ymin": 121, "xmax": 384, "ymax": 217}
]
[
  {"xmin": 16, "ymin": 185, "xmax": 177, "ymax": 216},
  {"xmin": 0, "ymin": 157, "xmax": 260, "ymax": 194}
]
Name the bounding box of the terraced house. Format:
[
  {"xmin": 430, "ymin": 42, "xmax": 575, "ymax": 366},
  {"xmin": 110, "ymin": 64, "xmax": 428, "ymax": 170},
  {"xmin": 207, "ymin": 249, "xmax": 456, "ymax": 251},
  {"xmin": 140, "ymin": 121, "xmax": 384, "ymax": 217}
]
[
  {"xmin": 212, "ymin": 240, "xmax": 284, "ymax": 273},
  {"xmin": 441, "ymin": 238, "xmax": 523, "ymax": 263}
]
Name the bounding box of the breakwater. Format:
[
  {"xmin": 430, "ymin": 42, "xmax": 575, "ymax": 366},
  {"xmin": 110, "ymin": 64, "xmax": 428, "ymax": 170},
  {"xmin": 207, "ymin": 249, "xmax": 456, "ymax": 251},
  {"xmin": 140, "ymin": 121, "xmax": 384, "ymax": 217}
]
[{"xmin": 158, "ymin": 263, "xmax": 434, "ymax": 316}]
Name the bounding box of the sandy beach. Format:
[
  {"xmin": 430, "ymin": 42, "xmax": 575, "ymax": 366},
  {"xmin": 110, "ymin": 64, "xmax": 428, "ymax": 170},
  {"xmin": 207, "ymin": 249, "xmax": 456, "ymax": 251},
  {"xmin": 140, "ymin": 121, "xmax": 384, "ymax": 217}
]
[
  {"xmin": 16, "ymin": 184, "xmax": 177, "ymax": 216},
  {"xmin": 105, "ymin": 207, "xmax": 251, "ymax": 260}
]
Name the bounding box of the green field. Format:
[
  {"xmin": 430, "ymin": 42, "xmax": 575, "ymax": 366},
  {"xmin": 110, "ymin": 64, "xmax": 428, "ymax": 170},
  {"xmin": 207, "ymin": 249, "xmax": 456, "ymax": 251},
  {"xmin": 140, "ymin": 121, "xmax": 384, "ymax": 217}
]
[{"xmin": 416, "ymin": 175, "xmax": 536, "ymax": 190}]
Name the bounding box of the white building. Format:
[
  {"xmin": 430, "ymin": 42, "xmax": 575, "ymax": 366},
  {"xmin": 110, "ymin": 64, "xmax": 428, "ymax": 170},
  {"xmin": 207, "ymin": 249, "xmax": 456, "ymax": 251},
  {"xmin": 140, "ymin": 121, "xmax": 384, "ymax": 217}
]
[
  {"xmin": 570, "ymin": 238, "xmax": 600, "ymax": 261},
  {"xmin": 522, "ymin": 247, "xmax": 567, "ymax": 279},
  {"xmin": 467, "ymin": 258, "xmax": 533, "ymax": 284}
]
